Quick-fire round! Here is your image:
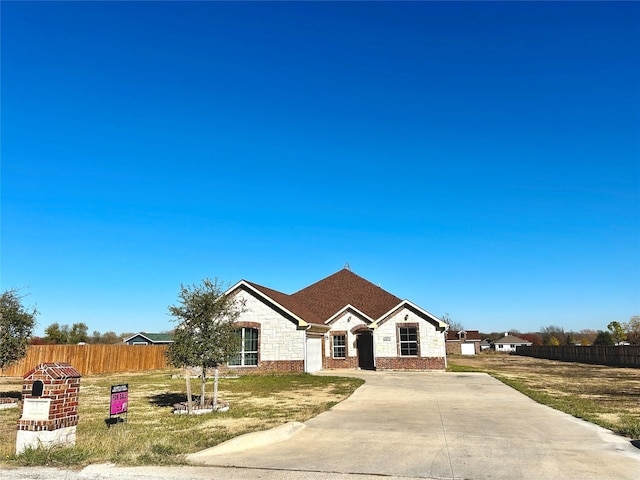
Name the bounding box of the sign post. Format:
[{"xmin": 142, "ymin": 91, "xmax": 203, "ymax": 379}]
[{"xmin": 108, "ymin": 384, "xmax": 128, "ymax": 427}]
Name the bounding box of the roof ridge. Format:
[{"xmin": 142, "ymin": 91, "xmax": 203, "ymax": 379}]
[{"xmin": 290, "ymin": 269, "xmax": 402, "ymax": 321}]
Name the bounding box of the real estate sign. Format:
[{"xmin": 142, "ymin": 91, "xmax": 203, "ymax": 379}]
[{"xmin": 110, "ymin": 384, "xmax": 128, "ymax": 416}]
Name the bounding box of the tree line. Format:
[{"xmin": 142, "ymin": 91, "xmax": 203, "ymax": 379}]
[
  {"xmin": 30, "ymin": 322, "xmax": 137, "ymax": 345},
  {"xmin": 477, "ymin": 317, "xmax": 640, "ymax": 347}
]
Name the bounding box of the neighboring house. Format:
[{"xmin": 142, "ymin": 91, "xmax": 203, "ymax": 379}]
[
  {"xmin": 492, "ymin": 334, "xmax": 532, "ymax": 352},
  {"xmin": 225, "ymin": 268, "xmax": 448, "ymax": 373},
  {"xmin": 479, "ymin": 339, "xmax": 492, "ymax": 351},
  {"xmin": 446, "ymin": 329, "xmax": 481, "ymax": 355},
  {"xmin": 123, "ymin": 332, "xmax": 174, "ymax": 345}
]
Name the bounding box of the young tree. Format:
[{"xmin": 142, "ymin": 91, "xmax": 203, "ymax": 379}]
[
  {"xmin": 166, "ymin": 278, "xmax": 243, "ymax": 414},
  {"xmin": 607, "ymin": 321, "xmax": 627, "ymax": 344},
  {"xmin": 0, "ymin": 289, "xmax": 38, "ymax": 370}
]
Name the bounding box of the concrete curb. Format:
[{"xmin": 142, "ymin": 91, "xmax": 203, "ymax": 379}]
[{"xmin": 186, "ymin": 421, "xmax": 306, "ymax": 461}]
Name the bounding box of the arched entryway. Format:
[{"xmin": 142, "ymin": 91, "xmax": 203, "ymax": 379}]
[{"xmin": 356, "ymin": 330, "xmax": 375, "ymax": 370}]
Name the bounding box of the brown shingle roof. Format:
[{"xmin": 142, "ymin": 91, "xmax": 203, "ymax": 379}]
[
  {"xmin": 446, "ymin": 330, "xmax": 481, "ymax": 341},
  {"xmin": 245, "ymin": 281, "xmax": 325, "ymax": 325},
  {"xmin": 291, "ymin": 269, "xmax": 402, "ymax": 321},
  {"xmin": 243, "ymin": 269, "xmax": 403, "ymax": 325}
]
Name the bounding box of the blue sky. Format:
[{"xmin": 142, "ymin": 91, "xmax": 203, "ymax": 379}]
[{"xmin": 2, "ymin": 1, "xmax": 639, "ymax": 337}]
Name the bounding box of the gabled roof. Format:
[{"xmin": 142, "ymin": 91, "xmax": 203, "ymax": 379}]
[
  {"xmin": 291, "ymin": 269, "xmax": 402, "ymax": 321},
  {"xmin": 325, "ymin": 304, "xmax": 375, "ymax": 325},
  {"xmin": 123, "ymin": 332, "xmax": 173, "ymax": 343},
  {"xmin": 493, "ymin": 335, "xmax": 532, "ymax": 345},
  {"xmin": 244, "ymin": 281, "xmax": 325, "ymax": 326},
  {"xmin": 24, "ymin": 362, "xmax": 82, "ymax": 379},
  {"xmin": 230, "ymin": 268, "xmax": 443, "ymax": 330},
  {"xmin": 446, "ymin": 330, "xmax": 481, "ymax": 341},
  {"xmin": 373, "ymin": 299, "xmax": 447, "ymax": 330}
]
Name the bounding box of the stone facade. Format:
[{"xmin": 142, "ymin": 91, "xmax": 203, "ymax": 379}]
[
  {"xmin": 225, "ymin": 270, "xmax": 448, "ymax": 373},
  {"xmin": 231, "ymin": 290, "xmax": 305, "ymax": 369},
  {"xmin": 374, "ymin": 307, "xmax": 446, "ymax": 361},
  {"xmin": 324, "ymin": 310, "xmax": 367, "ymax": 369}
]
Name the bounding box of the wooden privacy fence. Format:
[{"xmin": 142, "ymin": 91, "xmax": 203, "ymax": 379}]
[
  {"xmin": 0, "ymin": 345, "xmax": 170, "ymax": 377},
  {"xmin": 515, "ymin": 345, "xmax": 640, "ymax": 368}
]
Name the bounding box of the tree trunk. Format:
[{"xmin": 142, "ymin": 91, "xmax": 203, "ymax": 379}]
[
  {"xmin": 200, "ymin": 366, "xmax": 206, "ymax": 407},
  {"xmin": 185, "ymin": 367, "xmax": 193, "ymax": 415},
  {"xmin": 213, "ymin": 367, "xmax": 219, "ymax": 409}
]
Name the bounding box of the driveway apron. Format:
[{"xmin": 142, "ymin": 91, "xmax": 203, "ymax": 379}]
[{"xmin": 189, "ymin": 371, "xmax": 640, "ymax": 480}]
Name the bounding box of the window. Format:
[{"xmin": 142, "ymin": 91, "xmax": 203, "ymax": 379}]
[
  {"xmin": 399, "ymin": 326, "xmax": 418, "ymax": 356},
  {"xmin": 332, "ymin": 334, "xmax": 346, "ymax": 359},
  {"xmin": 229, "ymin": 327, "xmax": 258, "ymax": 366}
]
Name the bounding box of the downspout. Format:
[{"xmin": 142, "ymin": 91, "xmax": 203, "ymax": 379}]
[
  {"xmin": 369, "ymin": 324, "xmax": 377, "ymax": 370},
  {"xmin": 303, "ymin": 324, "xmax": 311, "ymax": 373},
  {"xmin": 443, "ymin": 327, "xmax": 449, "ymax": 370}
]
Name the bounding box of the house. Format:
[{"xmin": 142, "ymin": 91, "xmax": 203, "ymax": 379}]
[
  {"xmin": 225, "ymin": 268, "xmax": 448, "ymax": 373},
  {"xmin": 123, "ymin": 332, "xmax": 174, "ymax": 345},
  {"xmin": 492, "ymin": 334, "xmax": 532, "ymax": 352},
  {"xmin": 479, "ymin": 338, "xmax": 492, "ymax": 351},
  {"xmin": 446, "ymin": 329, "xmax": 481, "ymax": 355}
]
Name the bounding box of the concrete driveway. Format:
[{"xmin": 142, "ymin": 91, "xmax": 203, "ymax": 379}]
[
  {"xmin": 4, "ymin": 370, "xmax": 639, "ymax": 480},
  {"xmin": 188, "ymin": 370, "xmax": 640, "ymax": 480}
]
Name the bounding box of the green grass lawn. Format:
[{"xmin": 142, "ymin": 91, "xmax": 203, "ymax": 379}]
[{"xmin": 0, "ymin": 370, "xmax": 363, "ymax": 468}]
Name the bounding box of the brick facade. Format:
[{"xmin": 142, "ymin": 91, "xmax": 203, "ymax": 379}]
[
  {"xmin": 16, "ymin": 362, "xmax": 81, "ymax": 454},
  {"xmin": 251, "ymin": 360, "xmax": 305, "ymax": 373},
  {"xmin": 18, "ymin": 363, "xmax": 81, "ymax": 432},
  {"xmin": 375, "ymin": 356, "xmax": 446, "ymax": 370},
  {"xmin": 325, "ymin": 356, "xmax": 358, "ymax": 369},
  {"xmin": 219, "ymin": 360, "xmax": 305, "ymax": 375}
]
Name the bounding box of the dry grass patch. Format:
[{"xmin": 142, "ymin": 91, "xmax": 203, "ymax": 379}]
[
  {"xmin": 0, "ymin": 369, "xmax": 363, "ymax": 467},
  {"xmin": 448, "ymin": 353, "xmax": 640, "ymax": 438}
]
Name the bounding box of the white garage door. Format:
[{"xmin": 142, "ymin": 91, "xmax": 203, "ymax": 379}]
[
  {"xmin": 306, "ymin": 337, "xmax": 323, "ymax": 373},
  {"xmin": 461, "ymin": 343, "xmax": 476, "ymax": 355}
]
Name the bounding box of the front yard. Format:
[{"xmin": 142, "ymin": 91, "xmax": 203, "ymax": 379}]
[{"xmin": 0, "ymin": 370, "xmax": 363, "ymax": 467}]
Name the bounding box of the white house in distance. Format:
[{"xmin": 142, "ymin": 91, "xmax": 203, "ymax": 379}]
[
  {"xmin": 492, "ymin": 334, "xmax": 532, "ymax": 352},
  {"xmin": 224, "ymin": 268, "xmax": 448, "ymax": 372}
]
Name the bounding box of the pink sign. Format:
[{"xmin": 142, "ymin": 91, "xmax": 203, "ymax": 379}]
[{"xmin": 110, "ymin": 384, "xmax": 128, "ymax": 415}]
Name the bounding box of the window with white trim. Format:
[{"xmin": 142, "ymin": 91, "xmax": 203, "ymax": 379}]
[
  {"xmin": 399, "ymin": 326, "xmax": 418, "ymax": 356},
  {"xmin": 229, "ymin": 327, "xmax": 258, "ymax": 366},
  {"xmin": 332, "ymin": 334, "xmax": 346, "ymax": 359}
]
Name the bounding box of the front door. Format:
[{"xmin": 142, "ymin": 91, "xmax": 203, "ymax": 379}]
[{"xmin": 356, "ymin": 331, "xmax": 375, "ymax": 370}]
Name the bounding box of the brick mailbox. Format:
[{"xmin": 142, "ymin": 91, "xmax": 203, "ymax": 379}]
[{"xmin": 16, "ymin": 362, "xmax": 81, "ymax": 454}]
